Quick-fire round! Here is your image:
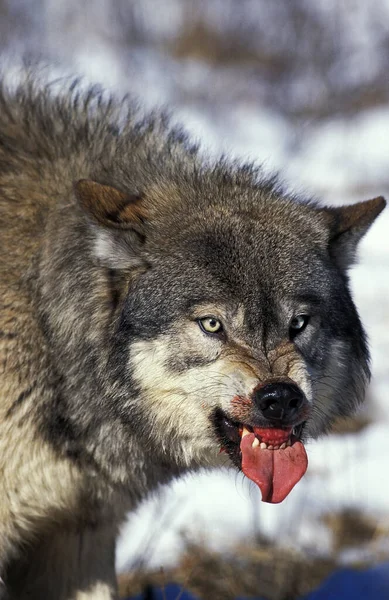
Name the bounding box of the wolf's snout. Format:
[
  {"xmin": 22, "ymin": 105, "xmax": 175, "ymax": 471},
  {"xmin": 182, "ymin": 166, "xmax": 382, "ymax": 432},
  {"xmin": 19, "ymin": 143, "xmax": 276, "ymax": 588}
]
[{"xmin": 254, "ymin": 381, "xmax": 305, "ymax": 423}]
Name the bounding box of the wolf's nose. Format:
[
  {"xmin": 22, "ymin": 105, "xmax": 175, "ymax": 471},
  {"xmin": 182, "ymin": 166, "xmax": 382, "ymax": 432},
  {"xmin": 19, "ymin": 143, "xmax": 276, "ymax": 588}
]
[{"xmin": 254, "ymin": 382, "xmax": 305, "ymax": 423}]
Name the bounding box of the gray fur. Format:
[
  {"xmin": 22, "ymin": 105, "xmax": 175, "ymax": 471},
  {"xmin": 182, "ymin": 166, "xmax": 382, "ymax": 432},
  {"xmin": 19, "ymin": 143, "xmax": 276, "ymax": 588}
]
[{"xmin": 0, "ymin": 79, "xmax": 385, "ymax": 599}]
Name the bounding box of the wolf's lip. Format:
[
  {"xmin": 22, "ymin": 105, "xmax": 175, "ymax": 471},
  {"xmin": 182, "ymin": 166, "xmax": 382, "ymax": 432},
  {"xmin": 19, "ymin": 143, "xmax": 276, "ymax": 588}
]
[{"xmin": 214, "ymin": 410, "xmax": 301, "ymax": 449}]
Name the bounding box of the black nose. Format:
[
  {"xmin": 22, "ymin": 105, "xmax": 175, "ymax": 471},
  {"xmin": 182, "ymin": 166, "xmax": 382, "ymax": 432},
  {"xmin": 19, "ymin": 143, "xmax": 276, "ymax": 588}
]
[{"xmin": 254, "ymin": 381, "xmax": 305, "ymax": 423}]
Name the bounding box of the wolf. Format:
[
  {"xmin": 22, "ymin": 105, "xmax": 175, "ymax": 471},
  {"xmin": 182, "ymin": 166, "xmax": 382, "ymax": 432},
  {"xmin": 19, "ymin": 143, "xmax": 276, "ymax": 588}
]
[{"xmin": 0, "ymin": 79, "xmax": 385, "ymax": 599}]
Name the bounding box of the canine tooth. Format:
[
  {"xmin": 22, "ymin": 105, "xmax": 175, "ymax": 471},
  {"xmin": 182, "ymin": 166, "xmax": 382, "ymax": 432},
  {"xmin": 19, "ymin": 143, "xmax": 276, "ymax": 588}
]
[
  {"xmin": 280, "ymin": 443, "xmax": 286, "ymax": 449},
  {"xmin": 260, "ymin": 442, "xmax": 267, "ymax": 449},
  {"xmin": 242, "ymin": 427, "xmax": 251, "ymax": 438},
  {"xmin": 287, "ymin": 440, "xmax": 291, "ymax": 447},
  {"xmin": 252, "ymin": 438, "xmax": 260, "ymax": 448}
]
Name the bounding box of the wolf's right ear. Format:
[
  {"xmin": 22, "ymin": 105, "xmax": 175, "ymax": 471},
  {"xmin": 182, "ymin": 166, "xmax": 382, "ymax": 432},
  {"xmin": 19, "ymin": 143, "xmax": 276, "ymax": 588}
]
[
  {"xmin": 74, "ymin": 179, "xmax": 148, "ymax": 269},
  {"xmin": 324, "ymin": 196, "xmax": 386, "ymax": 271}
]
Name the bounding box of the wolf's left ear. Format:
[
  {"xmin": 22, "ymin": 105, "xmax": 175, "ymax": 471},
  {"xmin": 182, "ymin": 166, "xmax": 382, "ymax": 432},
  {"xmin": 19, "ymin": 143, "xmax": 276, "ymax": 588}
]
[
  {"xmin": 324, "ymin": 196, "xmax": 386, "ymax": 270},
  {"xmin": 74, "ymin": 179, "xmax": 148, "ymax": 269}
]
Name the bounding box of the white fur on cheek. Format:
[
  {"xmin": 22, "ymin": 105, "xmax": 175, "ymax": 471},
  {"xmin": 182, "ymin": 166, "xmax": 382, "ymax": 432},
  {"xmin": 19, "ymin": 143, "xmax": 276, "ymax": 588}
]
[
  {"xmin": 129, "ymin": 337, "xmax": 218, "ymax": 463},
  {"xmin": 128, "ymin": 334, "xmax": 259, "ymax": 465}
]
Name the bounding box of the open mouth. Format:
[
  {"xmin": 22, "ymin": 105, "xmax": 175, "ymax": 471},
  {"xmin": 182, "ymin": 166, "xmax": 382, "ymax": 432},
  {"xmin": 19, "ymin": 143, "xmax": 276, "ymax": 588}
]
[{"xmin": 213, "ymin": 410, "xmax": 308, "ymax": 504}]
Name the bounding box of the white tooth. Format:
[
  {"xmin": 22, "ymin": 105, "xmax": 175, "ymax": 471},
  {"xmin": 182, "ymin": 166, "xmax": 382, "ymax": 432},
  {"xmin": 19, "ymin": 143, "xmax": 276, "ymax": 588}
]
[
  {"xmin": 268, "ymin": 445, "xmax": 274, "ymax": 450},
  {"xmin": 260, "ymin": 442, "xmax": 267, "ymax": 449},
  {"xmin": 252, "ymin": 438, "xmax": 260, "ymax": 448},
  {"xmin": 242, "ymin": 427, "xmax": 251, "ymax": 438},
  {"xmin": 273, "ymin": 445, "xmax": 280, "ymax": 450},
  {"xmin": 280, "ymin": 443, "xmax": 286, "ymax": 449}
]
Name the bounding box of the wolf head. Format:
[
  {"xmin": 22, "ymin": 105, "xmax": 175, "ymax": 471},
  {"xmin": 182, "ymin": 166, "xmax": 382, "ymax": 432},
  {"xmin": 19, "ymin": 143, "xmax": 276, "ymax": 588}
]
[{"xmin": 73, "ymin": 170, "xmax": 385, "ymax": 503}]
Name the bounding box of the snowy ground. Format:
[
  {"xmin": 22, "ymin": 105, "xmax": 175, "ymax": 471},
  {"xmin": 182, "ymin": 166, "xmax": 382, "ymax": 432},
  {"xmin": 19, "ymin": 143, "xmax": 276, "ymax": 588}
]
[{"xmin": 1, "ymin": 0, "xmax": 388, "ymax": 576}]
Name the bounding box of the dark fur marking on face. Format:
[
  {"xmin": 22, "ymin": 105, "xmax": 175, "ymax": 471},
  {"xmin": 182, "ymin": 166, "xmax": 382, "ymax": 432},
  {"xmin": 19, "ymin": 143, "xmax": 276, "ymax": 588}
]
[
  {"xmin": 166, "ymin": 351, "xmax": 219, "ymax": 373},
  {"xmin": 292, "ymin": 293, "xmax": 322, "ymax": 308}
]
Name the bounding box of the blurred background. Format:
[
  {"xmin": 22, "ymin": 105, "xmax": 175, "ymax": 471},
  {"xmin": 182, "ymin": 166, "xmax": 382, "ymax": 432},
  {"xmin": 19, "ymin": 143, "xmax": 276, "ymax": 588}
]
[{"xmin": 1, "ymin": 1, "xmax": 389, "ymax": 598}]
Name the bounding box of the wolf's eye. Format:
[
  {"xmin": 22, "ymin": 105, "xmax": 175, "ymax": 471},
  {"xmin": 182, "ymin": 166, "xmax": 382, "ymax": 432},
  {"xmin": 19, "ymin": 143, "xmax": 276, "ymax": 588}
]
[
  {"xmin": 198, "ymin": 317, "xmax": 223, "ymax": 335},
  {"xmin": 289, "ymin": 315, "xmax": 309, "ymax": 336}
]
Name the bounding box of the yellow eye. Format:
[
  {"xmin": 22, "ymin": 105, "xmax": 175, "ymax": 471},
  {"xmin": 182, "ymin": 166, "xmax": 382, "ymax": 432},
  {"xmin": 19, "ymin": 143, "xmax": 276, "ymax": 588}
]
[
  {"xmin": 198, "ymin": 317, "xmax": 223, "ymax": 335},
  {"xmin": 289, "ymin": 314, "xmax": 310, "ymax": 340}
]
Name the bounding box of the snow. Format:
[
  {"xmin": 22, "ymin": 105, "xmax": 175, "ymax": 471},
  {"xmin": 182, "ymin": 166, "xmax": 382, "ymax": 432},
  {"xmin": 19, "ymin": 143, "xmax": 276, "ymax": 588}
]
[{"xmin": 1, "ymin": 0, "xmax": 389, "ymax": 575}]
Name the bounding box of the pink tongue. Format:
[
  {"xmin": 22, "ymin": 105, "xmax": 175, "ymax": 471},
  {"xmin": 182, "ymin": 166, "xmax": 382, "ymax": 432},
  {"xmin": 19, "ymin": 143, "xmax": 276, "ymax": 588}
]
[{"xmin": 240, "ymin": 432, "xmax": 308, "ymax": 503}]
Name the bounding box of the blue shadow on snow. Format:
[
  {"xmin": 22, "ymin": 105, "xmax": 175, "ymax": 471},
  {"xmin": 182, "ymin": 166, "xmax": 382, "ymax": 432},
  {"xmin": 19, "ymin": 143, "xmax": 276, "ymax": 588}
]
[{"xmin": 125, "ymin": 561, "xmax": 389, "ymax": 600}]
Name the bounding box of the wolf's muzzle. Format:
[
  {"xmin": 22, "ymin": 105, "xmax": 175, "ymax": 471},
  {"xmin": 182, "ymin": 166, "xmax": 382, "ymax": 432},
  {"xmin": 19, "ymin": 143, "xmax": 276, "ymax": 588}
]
[{"xmin": 253, "ymin": 381, "xmax": 306, "ymax": 425}]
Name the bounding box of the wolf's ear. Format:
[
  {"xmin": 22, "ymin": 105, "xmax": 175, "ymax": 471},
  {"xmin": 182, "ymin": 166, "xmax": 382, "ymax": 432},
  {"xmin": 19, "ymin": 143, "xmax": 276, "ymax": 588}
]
[
  {"xmin": 74, "ymin": 179, "xmax": 148, "ymax": 269},
  {"xmin": 324, "ymin": 196, "xmax": 386, "ymax": 271},
  {"xmin": 75, "ymin": 179, "xmax": 147, "ymax": 230}
]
